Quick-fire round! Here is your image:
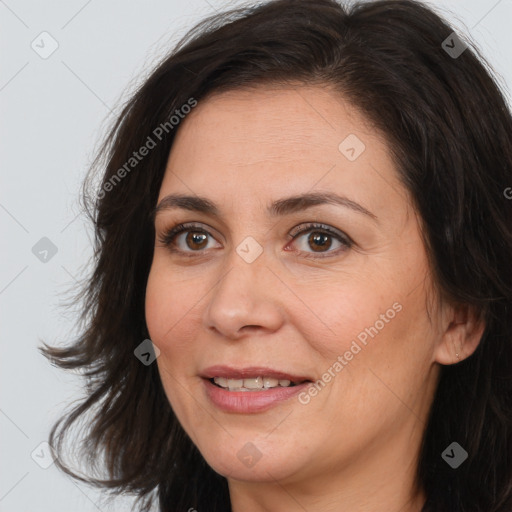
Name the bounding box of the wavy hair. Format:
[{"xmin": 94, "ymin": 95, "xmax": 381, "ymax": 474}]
[{"xmin": 41, "ymin": 1, "xmax": 512, "ymax": 510}]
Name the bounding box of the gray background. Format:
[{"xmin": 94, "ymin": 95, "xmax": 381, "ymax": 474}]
[{"xmin": 1, "ymin": 0, "xmax": 511, "ymax": 511}]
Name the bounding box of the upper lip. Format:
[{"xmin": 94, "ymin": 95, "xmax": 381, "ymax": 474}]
[{"xmin": 200, "ymin": 365, "xmax": 312, "ymax": 383}]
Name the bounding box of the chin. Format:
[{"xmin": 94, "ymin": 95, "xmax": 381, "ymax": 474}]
[{"xmin": 197, "ymin": 439, "xmax": 307, "ymax": 483}]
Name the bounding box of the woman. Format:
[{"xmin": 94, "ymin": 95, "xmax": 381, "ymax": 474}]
[{"xmin": 41, "ymin": 0, "xmax": 512, "ymax": 511}]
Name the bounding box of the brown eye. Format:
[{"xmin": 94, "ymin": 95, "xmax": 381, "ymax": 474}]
[
  {"xmin": 288, "ymin": 223, "xmax": 352, "ymax": 259},
  {"xmin": 158, "ymin": 223, "xmax": 221, "ymax": 255}
]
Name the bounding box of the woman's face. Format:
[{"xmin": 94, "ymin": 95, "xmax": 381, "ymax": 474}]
[{"xmin": 145, "ymin": 85, "xmax": 446, "ymax": 494}]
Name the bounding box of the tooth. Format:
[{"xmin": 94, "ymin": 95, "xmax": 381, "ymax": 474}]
[
  {"xmin": 227, "ymin": 379, "xmax": 244, "ymax": 390},
  {"xmin": 212, "ymin": 376, "xmax": 296, "ymax": 391},
  {"xmin": 213, "ymin": 377, "xmax": 228, "ymax": 388},
  {"xmin": 263, "ymin": 377, "xmax": 279, "ymax": 388},
  {"xmin": 243, "ymin": 377, "xmax": 263, "ymax": 389}
]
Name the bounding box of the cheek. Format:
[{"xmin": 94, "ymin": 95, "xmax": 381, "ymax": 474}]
[
  {"xmin": 145, "ymin": 262, "xmax": 197, "ymax": 342},
  {"xmin": 145, "ymin": 267, "xmax": 169, "ymax": 343},
  {"xmin": 285, "ymin": 274, "xmax": 400, "ymax": 361},
  {"xmin": 145, "ymin": 266, "xmax": 200, "ymax": 415},
  {"xmin": 295, "ymin": 272, "xmax": 435, "ymax": 413},
  {"xmin": 144, "ymin": 261, "xmax": 213, "ymax": 407}
]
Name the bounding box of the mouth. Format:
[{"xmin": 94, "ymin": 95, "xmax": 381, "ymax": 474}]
[{"xmin": 200, "ymin": 365, "xmax": 312, "ymax": 388}]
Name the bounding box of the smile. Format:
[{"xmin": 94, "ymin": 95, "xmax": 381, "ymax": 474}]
[{"xmin": 200, "ymin": 365, "xmax": 313, "ymax": 413}]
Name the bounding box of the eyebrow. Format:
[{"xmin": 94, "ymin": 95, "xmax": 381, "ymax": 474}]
[{"xmin": 151, "ymin": 192, "xmax": 377, "ymax": 222}]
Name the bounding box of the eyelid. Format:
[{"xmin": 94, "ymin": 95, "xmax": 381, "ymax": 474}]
[{"xmin": 288, "ymin": 222, "xmax": 352, "ymax": 243}]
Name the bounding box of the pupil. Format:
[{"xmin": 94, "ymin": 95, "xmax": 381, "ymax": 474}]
[{"xmin": 309, "ymin": 232, "xmax": 331, "ymax": 252}]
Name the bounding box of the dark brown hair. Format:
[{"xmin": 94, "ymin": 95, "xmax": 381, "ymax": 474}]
[{"xmin": 41, "ymin": 1, "xmax": 512, "ymax": 510}]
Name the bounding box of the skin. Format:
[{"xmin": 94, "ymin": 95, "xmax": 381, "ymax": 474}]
[{"xmin": 145, "ymin": 85, "xmax": 485, "ymax": 512}]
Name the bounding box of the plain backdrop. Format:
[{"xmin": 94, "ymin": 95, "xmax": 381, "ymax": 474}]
[{"xmin": 1, "ymin": 0, "xmax": 511, "ymax": 511}]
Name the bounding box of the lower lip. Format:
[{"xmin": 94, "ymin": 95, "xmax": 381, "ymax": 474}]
[{"xmin": 202, "ymin": 378, "xmax": 310, "ymax": 413}]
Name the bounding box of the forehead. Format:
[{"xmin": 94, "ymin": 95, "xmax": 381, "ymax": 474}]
[
  {"xmin": 157, "ymin": 85, "xmax": 407, "ymax": 220},
  {"xmin": 169, "ymin": 85, "xmax": 377, "ymax": 160}
]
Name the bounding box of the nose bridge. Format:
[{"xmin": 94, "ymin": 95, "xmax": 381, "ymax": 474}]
[{"xmin": 203, "ymin": 241, "xmax": 284, "ymax": 338}]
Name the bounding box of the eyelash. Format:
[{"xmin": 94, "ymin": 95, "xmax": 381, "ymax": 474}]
[{"xmin": 157, "ymin": 222, "xmax": 353, "ymax": 259}]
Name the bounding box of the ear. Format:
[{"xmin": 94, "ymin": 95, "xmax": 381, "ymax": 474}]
[{"xmin": 434, "ymin": 303, "xmax": 486, "ymax": 365}]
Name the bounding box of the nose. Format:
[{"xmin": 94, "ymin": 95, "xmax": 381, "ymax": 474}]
[{"xmin": 202, "ymin": 250, "xmax": 285, "ymax": 340}]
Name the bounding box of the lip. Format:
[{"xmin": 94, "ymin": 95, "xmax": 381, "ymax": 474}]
[
  {"xmin": 200, "ymin": 365, "xmax": 312, "ymax": 383},
  {"xmin": 202, "ymin": 378, "xmax": 311, "ymax": 413},
  {"xmin": 200, "ymin": 365, "xmax": 313, "ymax": 414}
]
